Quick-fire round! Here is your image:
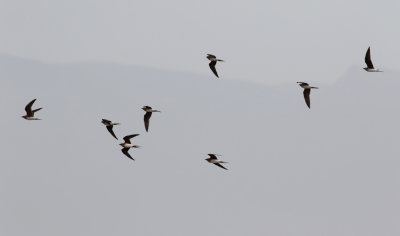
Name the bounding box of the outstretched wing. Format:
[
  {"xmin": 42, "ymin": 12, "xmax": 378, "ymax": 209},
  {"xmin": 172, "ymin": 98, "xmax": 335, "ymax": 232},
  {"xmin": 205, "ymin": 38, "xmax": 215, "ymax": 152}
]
[
  {"xmin": 32, "ymin": 108, "xmax": 42, "ymax": 114},
  {"xmin": 365, "ymin": 47, "xmax": 374, "ymax": 69},
  {"xmin": 144, "ymin": 112, "xmax": 152, "ymax": 132},
  {"xmin": 106, "ymin": 125, "xmax": 118, "ymax": 140},
  {"xmin": 207, "ymin": 154, "xmax": 218, "ymax": 160},
  {"xmin": 123, "ymin": 134, "xmax": 139, "ymax": 144},
  {"xmin": 121, "ymin": 148, "xmax": 134, "ymax": 161},
  {"xmin": 303, "ymin": 89, "xmax": 311, "ymax": 109},
  {"xmin": 209, "ymin": 61, "xmax": 219, "ymax": 78},
  {"xmin": 214, "ymin": 163, "xmax": 228, "ymax": 170},
  {"xmin": 25, "ymin": 99, "xmax": 36, "ymax": 116}
]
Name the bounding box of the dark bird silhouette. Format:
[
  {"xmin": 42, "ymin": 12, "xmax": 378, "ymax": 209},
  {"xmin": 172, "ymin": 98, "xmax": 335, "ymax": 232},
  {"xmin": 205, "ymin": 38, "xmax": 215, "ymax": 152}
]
[
  {"xmin": 119, "ymin": 134, "xmax": 140, "ymax": 161},
  {"xmin": 206, "ymin": 54, "xmax": 224, "ymax": 78},
  {"xmin": 364, "ymin": 47, "xmax": 382, "ymax": 72},
  {"xmin": 142, "ymin": 106, "xmax": 160, "ymax": 132},
  {"xmin": 22, "ymin": 99, "xmax": 42, "ymax": 120},
  {"xmin": 205, "ymin": 154, "xmax": 228, "ymax": 170},
  {"xmin": 101, "ymin": 119, "xmax": 120, "ymax": 139},
  {"xmin": 297, "ymin": 82, "xmax": 318, "ymax": 109}
]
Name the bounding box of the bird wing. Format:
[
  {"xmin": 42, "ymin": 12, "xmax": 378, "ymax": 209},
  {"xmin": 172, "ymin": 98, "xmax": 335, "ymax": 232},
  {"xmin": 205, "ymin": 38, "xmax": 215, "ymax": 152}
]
[
  {"xmin": 303, "ymin": 89, "xmax": 311, "ymax": 109},
  {"xmin": 106, "ymin": 125, "xmax": 118, "ymax": 140},
  {"xmin": 214, "ymin": 163, "xmax": 228, "ymax": 170},
  {"xmin": 32, "ymin": 108, "xmax": 42, "ymax": 114},
  {"xmin": 25, "ymin": 99, "xmax": 36, "ymax": 116},
  {"xmin": 208, "ymin": 154, "xmax": 218, "ymax": 160},
  {"xmin": 121, "ymin": 148, "xmax": 134, "ymax": 161},
  {"xmin": 144, "ymin": 112, "xmax": 152, "ymax": 132},
  {"xmin": 209, "ymin": 61, "xmax": 219, "ymax": 78},
  {"xmin": 365, "ymin": 47, "xmax": 374, "ymax": 69},
  {"xmin": 123, "ymin": 134, "xmax": 139, "ymax": 144}
]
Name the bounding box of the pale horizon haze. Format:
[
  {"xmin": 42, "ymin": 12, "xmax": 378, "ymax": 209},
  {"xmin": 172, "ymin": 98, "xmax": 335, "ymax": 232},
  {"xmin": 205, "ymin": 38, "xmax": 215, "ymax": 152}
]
[{"xmin": 0, "ymin": 0, "xmax": 400, "ymax": 84}]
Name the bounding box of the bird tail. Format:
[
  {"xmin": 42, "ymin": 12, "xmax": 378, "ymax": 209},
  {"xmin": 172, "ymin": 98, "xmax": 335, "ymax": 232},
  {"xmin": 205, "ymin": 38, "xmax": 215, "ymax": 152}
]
[
  {"xmin": 311, "ymin": 87, "xmax": 319, "ymax": 89},
  {"xmin": 113, "ymin": 123, "xmax": 121, "ymax": 125},
  {"xmin": 217, "ymin": 59, "xmax": 224, "ymax": 62}
]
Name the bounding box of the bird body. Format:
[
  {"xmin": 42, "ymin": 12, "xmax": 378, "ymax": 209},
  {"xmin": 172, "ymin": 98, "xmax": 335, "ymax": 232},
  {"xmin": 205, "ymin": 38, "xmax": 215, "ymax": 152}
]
[
  {"xmin": 142, "ymin": 106, "xmax": 160, "ymax": 132},
  {"xmin": 23, "ymin": 116, "xmax": 41, "ymax": 120},
  {"xmin": 119, "ymin": 134, "xmax": 140, "ymax": 161},
  {"xmin": 297, "ymin": 82, "xmax": 318, "ymax": 109},
  {"xmin": 22, "ymin": 99, "xmax": 42, "ymax": 120},
  {"xmin": 205, "ymin": 154, "xmax": 228, "ymax": 170},
  {"xmin": 363, "ymin": 68, "xmax": 382, "ymax": 72},
  {"xmin": 206, "ymin": 54, "xmax": 224, "ymax": 62},
  {"xmin": 206, "ymin": 54, "xmax": 224, "ymax": 78},
  {"xmin": 364, "ymin": 47, "xmax": 382, "ymax": 72},
  {"xmin": 101, "ymin": 119, "xmax": 120, "ymax": 139},
  {"xmin": 119, "ymin": 143, "xmax": 140, "ymax": 149}
]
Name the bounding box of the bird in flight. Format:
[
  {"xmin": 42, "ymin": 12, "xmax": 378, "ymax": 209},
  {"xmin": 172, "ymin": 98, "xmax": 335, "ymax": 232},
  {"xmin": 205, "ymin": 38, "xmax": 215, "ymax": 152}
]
[
  {"xmin": 22, "ymin": 99, "xmax": 42, "ymax": 120},
  {"xmin": 119, "ymin": 134, "xmax": 140, "ymax": 161},
  {"xmin": 142, "ymin": 106, "xmax": 160, "ymax": 132},
  {"xmin": 206, "ymin": 54, "xmax": 224, "ymax": 78},
  {"xmin": 205, "ymin": 154, "xmax": 228, "ymax": 170},
  {"xmin": 101, "ymin": 119, "xmax": 120, "ymax": 140},
  {"xmin": 297, "ymin": 82, "xmax": 318, "ymax": 109},
  {"xmin": 364, "ymin": 47, "xmax": 383, "ymax": 72}
]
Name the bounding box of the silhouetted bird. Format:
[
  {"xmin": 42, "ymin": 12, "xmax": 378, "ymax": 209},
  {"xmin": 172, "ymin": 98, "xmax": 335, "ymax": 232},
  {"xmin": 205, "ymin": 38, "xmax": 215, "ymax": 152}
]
[
  {"xmin": 297, "ymin": 82, "xmax": 318, "ymax": 109},
  {"xmin": 205, "ymin": 154, "xmax": 228, "ymax": 170},
  {"xmin": 101, "ymin": 119, "xmax": 120, "ymax": 139},
  {"xmin": 206, "ymin": 54, "xmax": 224, "ymax": 78},
  {"xmin": 142, "ymin": 106, "xmax": 160, "ymax": 132},
  {"xmin": 119, "ymin": 134, "xmax": 140, "ymax": 161},
  {"xmin": 22, "ymin": 99, "xmax": 42, "ymax": 120},
  {"xmin": 364, "ymin": 47, "xmax": 382, "ymax": 72}
]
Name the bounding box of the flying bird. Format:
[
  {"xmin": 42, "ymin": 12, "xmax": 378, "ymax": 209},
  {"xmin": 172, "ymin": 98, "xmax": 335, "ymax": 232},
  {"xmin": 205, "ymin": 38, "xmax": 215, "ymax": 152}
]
[
  {"xmin": 119, "ymin": 134, "xmax": 140, "ymax": 161},
  {"xmin": 364, "ymin": 47, "xmax": 382, "ymax": 72},
  {"xmin": 101, "ymin": 119, "xmax": 120, "ymax": 140},
  {"xmin": 142, "ymin": 106, "xmax": 160, "ymax": 132},
  {"xmin": 297, "ymin": 82, "xmax": 318, "ymax": 109},
  {"xmin": 205, "ymin": 154, "xmax": 228, "ymax": 170},
  {"xmin": 206, "ymin": 54, "xmax": 224, "ymax": 78},
  {"xmin": 22, "ymin": 99, "xmax": 42, "ymax": 120}
]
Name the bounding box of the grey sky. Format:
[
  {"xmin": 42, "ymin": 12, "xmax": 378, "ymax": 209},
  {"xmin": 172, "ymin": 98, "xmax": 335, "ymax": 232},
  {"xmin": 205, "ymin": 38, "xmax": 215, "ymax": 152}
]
[
  {"xmin": 1, "ymin": 55, "xmax": 400, "ymax": 235},
  {"xmin": 1, "ymin": 0, "xmax": 400, "ymax": 84},
  {"xmin": 1, "ymin": 1, "xmax": 400, "ymax": 235}
]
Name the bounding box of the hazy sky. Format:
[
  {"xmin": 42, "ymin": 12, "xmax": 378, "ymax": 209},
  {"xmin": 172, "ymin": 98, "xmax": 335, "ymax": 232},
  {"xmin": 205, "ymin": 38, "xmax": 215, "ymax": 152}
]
[
  {"xmin": 1, "ymin": 54, "xmax": 400, "ymax": 236},
  {"xmin": 1, "ymin": 1, "xmax": 400, "ymax": 235},
  {"xmin": 1, "ymin": 0, "xmax": 400, "ymax": 84}
]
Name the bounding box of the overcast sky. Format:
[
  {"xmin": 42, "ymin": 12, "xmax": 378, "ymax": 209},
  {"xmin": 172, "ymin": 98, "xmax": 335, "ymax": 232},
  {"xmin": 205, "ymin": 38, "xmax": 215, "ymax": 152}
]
[
  {"xmin": 1, "ymin": 54, "xmax": 400, "ymax": 236},
  {"xmin": 1, "ymin": 1, "xmax": 400, "ymax": 235},
  {"xmin": 0, "ymin": 0, "xmax": 400, "ymax": 84}
]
